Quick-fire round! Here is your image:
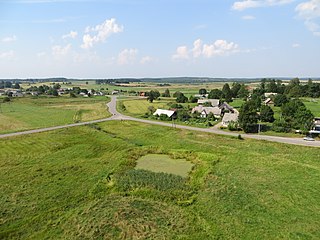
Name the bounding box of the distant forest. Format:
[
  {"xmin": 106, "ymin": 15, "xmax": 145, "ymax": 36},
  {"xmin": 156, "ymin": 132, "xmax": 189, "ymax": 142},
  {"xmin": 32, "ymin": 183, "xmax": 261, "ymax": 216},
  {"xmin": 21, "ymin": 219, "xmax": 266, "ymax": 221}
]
[{"xmin": 1, "ymin": 77, "xmax": 320, "ymax": 85}]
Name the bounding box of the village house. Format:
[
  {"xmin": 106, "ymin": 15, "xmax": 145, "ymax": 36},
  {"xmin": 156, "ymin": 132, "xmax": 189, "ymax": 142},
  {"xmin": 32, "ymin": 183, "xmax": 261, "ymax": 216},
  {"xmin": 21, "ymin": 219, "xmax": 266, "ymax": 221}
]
[
  {"xmin": 192, "ymin": 105, "xmax": 222, "ymax": 118},
  {"xmin": 222, "ymin": 112, "xmax": 239, "ymax": 127}
]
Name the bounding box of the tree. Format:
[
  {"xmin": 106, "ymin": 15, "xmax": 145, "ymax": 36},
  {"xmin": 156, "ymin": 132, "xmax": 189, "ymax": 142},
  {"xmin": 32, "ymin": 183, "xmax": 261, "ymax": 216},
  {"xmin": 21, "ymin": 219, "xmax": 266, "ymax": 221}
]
[
  {"xmin": 260, "ymin": 105, "xmax": 275, "ymax": 123},
  {"xmin": 147, "ymin": 106, "xmax": 156, "ymax": 114},
  {"xmin": 231, "ymin": 82, "xmax": 241, "ymax": 98},
  {"xmin": 53, "ymin": 83, "xmax": 61, "ymax": 90},
  {"xmin": 177, "ymin": 109, "xmax": 190, "ymax": 121},
  {"xmin": 175, "ymin": 92, "xmax": 188, "ymax": 103},
  {"xmin": 173, "ymin": 91, "xmax": 182, "ymax": 98},
  {"xmin": 274, "ymin": 94, "xmax": 288, "ymax": 107},
  {"xmin": 52, "ymin": 89, "xmax": 59, "ymax": 96},
  {"xmin": 147, "ymin": 90, "xmax": 160, "ymax": 103},
  {"xmin": 266, "ymin": 79, "xmax": 277, "ymax": 93},
  {"xmin": 222, "ymin": 83, "xmax": 232, "ymax": 102},
  {"xmin": 250, "ymin": 94, "xmax": 262, "ymax": 111},
  {"xmin": 238, "ymin": 101, "xmax": 259, "ymax": 133},
  {"xmin": 199, "ymin": 88, "xmax": 207, "ymax": 95},
  {"xmin": 162, "ymin": 88, "xmax": 171, "ymax": 97},
  {"xmin": 238, "ymin": 84, "xmax": 249, "ymax": 99},
  {"xmin": 208, "ymin": 89, "xmax": 223, "ymax": 99},
  {"xmin": 279, "ymin": 99, "xmax": 314, "ymax": 132},
  {"xmin": 189, "ymin": 95, "xmax": 198, "ymax": 103},
  {"xmin": 13, "ymin": 83, "xmax": 20, "ymax": 89}
]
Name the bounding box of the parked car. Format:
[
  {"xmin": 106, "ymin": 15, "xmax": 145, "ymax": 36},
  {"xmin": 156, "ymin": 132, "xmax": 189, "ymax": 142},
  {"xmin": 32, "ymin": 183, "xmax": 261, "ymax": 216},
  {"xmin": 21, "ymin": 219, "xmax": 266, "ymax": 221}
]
[{"xmin": 303, "ymin": 136, "xmax": 315, "ymax": 141}]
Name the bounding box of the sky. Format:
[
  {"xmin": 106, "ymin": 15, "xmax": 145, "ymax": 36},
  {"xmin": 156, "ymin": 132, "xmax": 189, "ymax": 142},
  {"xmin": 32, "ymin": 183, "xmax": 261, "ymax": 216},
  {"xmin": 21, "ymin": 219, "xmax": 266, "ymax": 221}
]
[{"xmin": 0, "ymin": 0, "xmax": 320, "ymax": 79}]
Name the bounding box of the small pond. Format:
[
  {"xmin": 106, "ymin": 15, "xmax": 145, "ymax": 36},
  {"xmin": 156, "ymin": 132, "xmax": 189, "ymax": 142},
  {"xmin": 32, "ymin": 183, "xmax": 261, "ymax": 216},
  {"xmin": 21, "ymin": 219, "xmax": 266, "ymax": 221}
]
[{"xmin": 135, "ymin": 154, "xmax": 193, "ymax": 178}]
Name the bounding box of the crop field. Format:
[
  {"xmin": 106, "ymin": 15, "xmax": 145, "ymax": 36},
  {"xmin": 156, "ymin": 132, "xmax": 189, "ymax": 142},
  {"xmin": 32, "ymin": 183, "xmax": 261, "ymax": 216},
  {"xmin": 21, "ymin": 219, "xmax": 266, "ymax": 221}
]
[
  {"xmin": 0, "ymin": 96, "xmax": 110, "ymax": 134},
  {"xmin": 1, "ymin": 120, "xmax": 320, "ymax": 239}
]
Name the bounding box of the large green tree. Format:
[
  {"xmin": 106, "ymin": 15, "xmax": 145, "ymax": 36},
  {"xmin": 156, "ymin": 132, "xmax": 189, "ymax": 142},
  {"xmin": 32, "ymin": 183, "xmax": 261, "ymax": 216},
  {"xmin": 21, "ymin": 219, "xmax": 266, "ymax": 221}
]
[
  {"xmin": 208, "ymin": 89, "xmax": 223, "ymax": 99},
  {"xmin": 222, "ymin": 83, "xmax": 232, "ymax": 103},
  {"xmin": 238, "ymin": 101, "xmax": 259, "ymax": 133},
  {"xmin": 260, "ymin": 105, "xmax": 275, "ymax": 123},
  {"xmin": 274, "ymin": 94, "xmax": 289, "ymax": 107},
  {"xmin": 279, "ymin": 99, "xmax": 314, "ymax": 132}
]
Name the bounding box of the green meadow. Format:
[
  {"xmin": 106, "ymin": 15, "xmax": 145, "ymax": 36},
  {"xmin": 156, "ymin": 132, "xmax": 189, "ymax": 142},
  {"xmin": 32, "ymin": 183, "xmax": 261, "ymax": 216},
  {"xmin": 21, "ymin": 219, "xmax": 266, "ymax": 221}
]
[
  {"xmin": 0, "ymin": 96, "xmax": 110, "ymax": 134},
  {"xmin": 1, "ymin": 120, "xmax": 320, "ymax": 239}
]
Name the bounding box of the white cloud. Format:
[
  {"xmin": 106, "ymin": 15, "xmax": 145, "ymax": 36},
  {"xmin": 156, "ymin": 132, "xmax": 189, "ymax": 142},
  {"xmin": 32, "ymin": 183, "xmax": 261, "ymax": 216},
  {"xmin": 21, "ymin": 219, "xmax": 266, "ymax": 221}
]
[
  {"xmin": 203, "ymin": 40, "xmax": 239, "ymax": 57},
  {"xmin": 2, "ymin": 35, "xmax": 17, "ymax": 43},
  {"xmin": 52, "ymin": 44, "xmax": 71, "ymax": 58},
  {"xmin": 296, "ymin": 0, "xmax": 320, "ymax": 36},
  {"xmin": 192, "ymin": 39, "xmax": 203, "ymax": 58},
  {"xmin": 232, "ymin": 0, "xmax": 294, "ymax": 11},
  {"xmin": 62, "ymin": 31, "xmax": 77, "ymax": 39},
  {"xmin": 242, "ymin": 15, "xmax": 256, "ymax": 20},
  {"xmin": 173, "ymin": 39, "xmax": 239, "ymax": 60},
  {"xmin": 117, "ymin": 48, "xmax": 138, "ymax": 65},
  {"xmin": 140, "ymin": 56, "xmax": 153, "ymax": 64},
  {"xmin": 292, "ymin": 43, "xmax": 300, "ymax": 48},
  {"xmin": 0, "ymin": 51, "xmax": 14, "ymax": 59},
  {"xmin": 81, "ymin": 18, "xmax": 123, "ymax": 49},
  {"xmin": 172, "ymin": 46, "xmax": 189, "ymax": 60}
]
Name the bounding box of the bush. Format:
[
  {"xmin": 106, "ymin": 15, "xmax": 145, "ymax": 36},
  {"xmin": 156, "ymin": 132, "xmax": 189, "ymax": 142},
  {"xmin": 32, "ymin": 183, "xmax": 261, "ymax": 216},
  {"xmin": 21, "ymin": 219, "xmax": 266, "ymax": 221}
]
[
  {"xmin": 3, "ymin": 97, "xmax": 10, "ymax": 102},
  {"xmin": 228, "ymin": 121, "xmax": 239, "ymax": 131}
]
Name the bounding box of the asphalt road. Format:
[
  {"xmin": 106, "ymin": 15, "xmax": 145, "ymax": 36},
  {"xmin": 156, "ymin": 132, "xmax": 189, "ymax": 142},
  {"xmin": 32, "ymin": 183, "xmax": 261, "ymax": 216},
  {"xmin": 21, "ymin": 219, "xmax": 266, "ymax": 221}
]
[{"xmin": 1, "ymin": 96, "xmax": 320, "ymax": 148}]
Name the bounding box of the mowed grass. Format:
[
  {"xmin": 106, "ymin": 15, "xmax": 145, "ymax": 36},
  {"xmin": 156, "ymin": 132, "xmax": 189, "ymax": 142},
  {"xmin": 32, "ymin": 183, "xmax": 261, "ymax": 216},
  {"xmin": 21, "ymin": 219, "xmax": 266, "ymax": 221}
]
[
  {"xmin": 0, "ymin": 121, "xmax": 320, "ymax": 239},
  {"xmin": 0, "ymin": 96, "xmax": 110, "ymax": 133},
  {"xmin": 302, "ymin": 98, "xmax": 320, "ymax": 117},
  {"xmin": 135, "ymin": 154, "xmax": 193, "ymax": 177},
  {"xmin": 121, "ymin": 98, "xmax": 172, "ymax": 116}
]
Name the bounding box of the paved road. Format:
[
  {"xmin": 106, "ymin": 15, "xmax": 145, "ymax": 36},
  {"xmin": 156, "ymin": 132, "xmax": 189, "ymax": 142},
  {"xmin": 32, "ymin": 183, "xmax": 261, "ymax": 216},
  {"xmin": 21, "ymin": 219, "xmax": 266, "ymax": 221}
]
[{"xmin": 1, "ymin": 96, "xmax": 320, "ymax": 148}]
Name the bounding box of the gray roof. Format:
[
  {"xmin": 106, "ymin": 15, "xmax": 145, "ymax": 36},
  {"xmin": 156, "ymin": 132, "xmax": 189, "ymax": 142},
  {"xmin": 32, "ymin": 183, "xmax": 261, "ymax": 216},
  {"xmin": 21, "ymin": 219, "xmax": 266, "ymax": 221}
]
[
  {"xmin": 222, "ymin": 112, "xmax": 239, "ymax": 123},
  {"xmin": 192, "ymin": 106, "xmax": 221, "ymax": 116},
  {"xmin": 197, "ymin": 99, "xmax": 220, "ymax": 106}
]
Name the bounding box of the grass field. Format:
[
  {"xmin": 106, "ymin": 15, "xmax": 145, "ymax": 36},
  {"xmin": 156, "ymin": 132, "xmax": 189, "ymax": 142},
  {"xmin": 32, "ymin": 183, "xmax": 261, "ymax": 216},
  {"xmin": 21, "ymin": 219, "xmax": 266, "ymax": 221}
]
[
  {"xmin": 0, "ymin": 96, "xmax": 110, "ymax": 134},
  {"xmin": 302, "ymin": 98, "xmax": 320, "ymax": 117},
  {"xmin": 1, "ymin": 120, "xmax": 320, "ymax": 239}
]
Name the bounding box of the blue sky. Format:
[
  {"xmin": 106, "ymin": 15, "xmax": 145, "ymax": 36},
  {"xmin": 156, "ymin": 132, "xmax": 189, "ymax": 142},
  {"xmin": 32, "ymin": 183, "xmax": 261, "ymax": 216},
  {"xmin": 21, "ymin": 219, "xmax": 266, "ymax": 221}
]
[{"xmin": 0, "ymin": 0, "xmax": 319, "ymax": 78}]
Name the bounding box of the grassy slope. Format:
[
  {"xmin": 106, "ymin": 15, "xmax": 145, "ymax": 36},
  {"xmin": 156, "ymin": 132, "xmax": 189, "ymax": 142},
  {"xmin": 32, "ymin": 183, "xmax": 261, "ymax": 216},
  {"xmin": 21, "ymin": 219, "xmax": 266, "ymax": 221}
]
[
  {"xmin": 0, "ymin": 96, "xmax": 111, "ymax": 134},
  {"xmin": 1, "ymin": 121, "xmax": 320, "ymax": 239}
]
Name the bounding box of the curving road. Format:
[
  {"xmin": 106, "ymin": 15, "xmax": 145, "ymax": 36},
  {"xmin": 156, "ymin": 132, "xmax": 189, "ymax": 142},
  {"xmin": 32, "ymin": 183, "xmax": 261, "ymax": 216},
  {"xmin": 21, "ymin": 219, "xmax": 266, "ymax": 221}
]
[{"xmin": 1, "ymin": 96, "xmax": 320, "ymax": 148}]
